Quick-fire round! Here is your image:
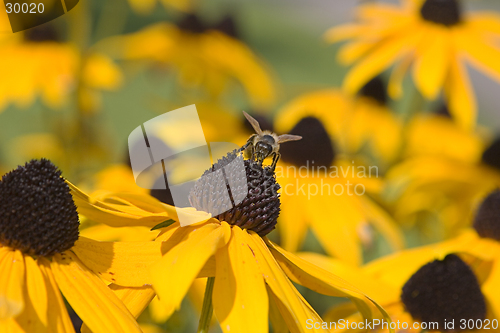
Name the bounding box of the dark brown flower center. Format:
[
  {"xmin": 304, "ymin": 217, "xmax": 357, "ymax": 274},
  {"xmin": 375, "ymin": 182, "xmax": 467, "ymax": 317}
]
[
  {"xmin": 24, "ymin": 23, "xmax": 60, "ymax": 42},
  {"xmin": 189, "ymin": 151, "xmax": 280, "ymax": 236},
  {"xmin": 420, "ymin": 0, "xmax": 461, "ymax": 26},
  {"xmin": 177, "ymin": 14, "xmax": 239, "ymax": 38},
  {"xmin": 473, "ymin": 190, "xmax": 500, "ymax": 241},
  {"xmin": 280, "ymin": 117, "xmax": 335, "ymax": 168},
  {"xmin": 358, "ymin": 77, "xmax": 387, "ymax": 105},
  {"xmin": 0, "ymin": 159, "xmax": 79, "ymax": 257},
  {"xmin": 482, "ymin": 138, "xmax": 500, "ymax": 171},
  {"xmin": 401, "ymin": 254, "xmax": 486, "ymax": 331}
]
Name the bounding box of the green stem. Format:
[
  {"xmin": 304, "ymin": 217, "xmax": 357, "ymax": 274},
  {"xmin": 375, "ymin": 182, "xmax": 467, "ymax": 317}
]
[{"xmin": 197, "ymin": 277, "xmax": 215, "ymax": 333}]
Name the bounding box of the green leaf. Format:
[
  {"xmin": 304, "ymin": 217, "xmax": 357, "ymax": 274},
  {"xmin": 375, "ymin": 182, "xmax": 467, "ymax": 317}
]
[{"xmin": 151, "ymin": 219, "xmax": 176, "ymax": 231}]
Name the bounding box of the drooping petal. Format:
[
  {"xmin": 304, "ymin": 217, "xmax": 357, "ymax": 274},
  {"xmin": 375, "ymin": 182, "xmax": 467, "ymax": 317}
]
[
  {"xmin": 150, "ymin": 222, "xmax": 231, "ymax": 319},
  {"xmin": 266, "ymin": 239, "xmax": 394, "ymax": 323},
  {"xmin": 81, "ymin": 284, "xmax": 157, "ymax": 333},
  {"xmin": 412, "ymin": 25, "xmax": 450, "ymax": 99},
  {"xmin": 0, "ymin": 247, "xmax": 25, "ymax": 320},
  {"xmin": 444, "ymin": 55, "xmax": 476, "ymax": 131},
  {"xmin": 245, "ymin": 233, "xmax": 326, "ymax": 332},
  {"xmin": 213, "ymin": 227, "xmax": 268, "ymax": 333},
  {"xmin": 71, "ymin": 237, "xmax": 165, "ymax": 287},
  {"xmin": 50, "ymin": 252, "xmax": 142, "ymax": 333},
  {"xmin": 37, "ymin": 258, "xmax": 75, "ymax": 333},
  {"xmin": 388, "ymin": 53, "xmax": 413, "ymax": 99},
  {"xmin": 269, "ymin": 294, "xmax": 289, "ymax": 333}
]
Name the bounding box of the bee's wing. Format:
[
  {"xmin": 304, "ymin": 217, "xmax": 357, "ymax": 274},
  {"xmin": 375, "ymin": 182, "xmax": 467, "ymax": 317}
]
[
  {"xmin": 243, "ymin": 111, "xmax": 263, "ymax": 135},
  {"xmin": 277, "ymin": 134, "xmax": 302, "ymax": 143}
]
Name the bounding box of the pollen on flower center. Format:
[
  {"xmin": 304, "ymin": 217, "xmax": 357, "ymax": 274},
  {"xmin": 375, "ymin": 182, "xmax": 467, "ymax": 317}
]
[
  {"xmin": 280, "ymin": 117, "xmax": 335, "ymax": 168},
  {"xmin": 473, "ymin": 190, "xmax": 500, "ymax": 241},
  {"xmin": 420, "ymin": 0, "xmax": 461, "ymax": 26},
  {"xmin": 188, "ymin": 150, "xmax": 281, "ymax": 236},
  {"xmin": 401, "ymin": 254, "xmax": 486, "ymax": 331},
  {"xmin": 0, "ymin": 159, "xmax": 79, "ymax": 257}
]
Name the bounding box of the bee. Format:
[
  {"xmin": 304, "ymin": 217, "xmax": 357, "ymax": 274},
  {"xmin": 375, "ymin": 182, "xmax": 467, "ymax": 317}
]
[{"xmin": 239, "ymin": 111, "xmax": 302, "ymax": 170}]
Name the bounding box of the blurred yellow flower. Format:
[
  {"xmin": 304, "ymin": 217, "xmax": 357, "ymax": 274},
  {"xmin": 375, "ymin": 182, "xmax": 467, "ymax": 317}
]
[
  {"xmin": 326, "ymin": 0, "xmax": 500, "ymax": 130},
  {"xmin": 0, "ymin": 159, "xmax": 141, "ymax": 333},
  {"xmin": 100, "ymin": 17, "xmax": 275, "ymax": 108},
  {"xmin": 312, "ymin": 230, "xmax": 499, "ymax": 332},
  {"xmin": 0, "ymin": 25, "xmax": 122, "ymax": 113},
  {"xmin": 385, "ymin": 115, "xmax": 500, "ymax": 236},
  {"xmin": 272, "ymin": 82, "xmax": 404, "ymax": 265}
]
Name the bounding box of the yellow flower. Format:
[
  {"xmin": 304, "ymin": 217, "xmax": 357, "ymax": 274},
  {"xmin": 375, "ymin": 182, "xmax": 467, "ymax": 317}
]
[
  {"xmin": 272, "ymin": 82, "xmax": 404, "ymax": 265},
  {"xmin": 326, "ymin": 0, "xmax": 500, "ymax": 130},
  {"xmin": 69, "ymin": 152, "xmax": 392, "ymax": 332},
  {"xmin": 0, "ymin": 25, "xmax": 122, "ymax": 113},
  {"xmin": 0, "ymin": 159, "xmax": 141, "ymax": 332},
  {"xmin": 99, "ymin": 16, "xmax": 275, "ymax": 108},
  {"xmin": 309, "ymin": 228, "xmax": 500, "ymax": 331},
  {"xmin": 384, "ymin": 115, "xmax": 500, "ymax": 236}
]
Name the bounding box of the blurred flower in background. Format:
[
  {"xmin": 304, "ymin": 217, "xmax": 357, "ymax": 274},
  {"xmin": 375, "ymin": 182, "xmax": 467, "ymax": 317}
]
[
  {"xmin": 327, "ymin": 0, "xmax": 500, "ymax": 130},
  {"xmin": 272, "ymin": 78, "xmax": 403, "ymax": 265}
]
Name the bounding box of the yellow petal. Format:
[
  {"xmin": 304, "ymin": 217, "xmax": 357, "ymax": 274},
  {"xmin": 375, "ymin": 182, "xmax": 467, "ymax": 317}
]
[
  {"xmin": 444, "ymin": 56, "xmax": 476, "ymax": 131},
  {"xmin": 388, "ymin": 53, "xmax": 413, "ymax": 99},
  {"xmin": 109, "ymin": 284, "xmax": 156, "ymax": 318},
  {"xmin": 71, "ymin": 237, "xmax": 164, "ymax": 287},
  {"xmin": 245, "ymin": 233, "xmax": 326, "ymax": 332},
  {"xmin": 269, "ymin": 295, "xmax": 288, "ymax": 333},
  {"xmin": 9, "ymin": 256, "xmax": 47, "ymax": 332},
  {"xmin": 360, "ymin": 196, "xmax": 405, "ymax": 251},
  {"xmin": 278, "ymin": 193, "xmax": 309, "ymax": 253},
  {"xmin": 343, "ymin": 28, "xmax": 422, "ymax": 94},
  {"xmin": 324, "ymin": 24, "xmax": 368, "ymax": 43},
  {"xmin": 466, "ymin": 12, "xmax": 500, "ymax": 35},
  {"xmin": 337, "ymin": 40, "xmax": 377, "ymax": 66},
  {"xmin": 68, "ymin": 181, "xmax": 171, "ymax": 228},
  {"xmin": 456, "ymin": 28, "xmax": 500, "ymax": 82},
  {"xmin": 83, "ymin": 53, "xmax": 123, "ymax": 90},
  {"xmin": 37, "ymin": 259, "xmax": 75, "ymax": 333},
  {"xmin": 266, "ymin": 239, "xmax": 375, "ymax": 320},
  {"xmin": 213, "ymin": 227, "xmax": 268, "ymax": 333},
  {"xmin": 150, "ymin": 222, "xmax": 231, "ymax": 319},
  {"xmin": 0, "ymin": 248, "xmax": 24, "ymax": 320},
  {"xmin": 50, "ymin": 252, "xmax": 142, "ymax": 333},
  {"xmin": 412, "ymin": 26, "xmax": 450, "ymax": 99},
  {"xmin": 308, "ymin": 193, "xmax": 363, "ymax": 266}
]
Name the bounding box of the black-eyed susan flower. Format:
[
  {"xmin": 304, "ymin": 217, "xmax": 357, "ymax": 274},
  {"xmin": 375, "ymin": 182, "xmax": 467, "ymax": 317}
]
[
  {"xmin": 98, "ymin": 14, "xmax": 275, "ymax": 108},
  {"xmin": 313, "ymin": 246, "xmax": 498, "ymax": 332},
  {"xmin": 320, "ymin": 189, "xmax": 500, "ymax": 332},
  {"xmin": 0, "ymin": 24, "xmax": 122, "ymax": 113},
  {"xmin": 272, "ymin": 80, "xmax": 404, "ymax": 265},
  {"xmin": 326, "ymin": 0, "xmax": 500, "ymax": 130},
  {"xmin": 70, "ymin": 151, "xmax": 392, "ymax": 332},
  {"xmin": 0, "ymin": 159, "xmax": 142, "ymax": 332}
]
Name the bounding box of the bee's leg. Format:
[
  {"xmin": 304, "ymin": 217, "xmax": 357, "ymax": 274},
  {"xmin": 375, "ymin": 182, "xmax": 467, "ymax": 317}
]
[
  {"xmin": 237, "ymin": 141, "xmax": 252, "ymax": 154},
  {"xmin": 270, "ymin": 152, "xmax": 280, "ymax": 171}
]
